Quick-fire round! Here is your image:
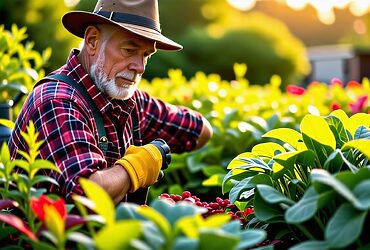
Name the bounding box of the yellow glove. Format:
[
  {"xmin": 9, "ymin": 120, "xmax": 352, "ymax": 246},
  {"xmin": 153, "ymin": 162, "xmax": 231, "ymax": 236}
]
[{"xmin": 115, "ymin": 144, "xmax": 163, "ymax": 192}]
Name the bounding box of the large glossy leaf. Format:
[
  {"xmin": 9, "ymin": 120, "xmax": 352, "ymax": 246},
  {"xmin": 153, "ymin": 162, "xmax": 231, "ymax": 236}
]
[
  {"xmin": 330, "ymin": 109, "xmax": 353, "ymax": 137},
  {"xmin": 289, "ymin": 240, "xmax": 329, "ymax": 250},
  {"xmin": 137, "ymin": 204, "xmax": 171, "ymax": 240},
  {"xmin": 262, "ymin": 128, "xmax": 304, "ymax": 150},
  {"xmin": 237, "ymin": 230, "xmax": 266, "ymax": 250},
  {"xmin": 273, "ymin": 150, "xmax": 316, "ymax": 169},
  {"xmin": 253, "ymin": 188, "xmax": 285, "ymax": 223},
  {"xmin": 323, "ymin": 149, "xmax": 345, "ymax": 173},
  {"xmin": 150, "ymin": 199, "xmax": 206, "ymax": 228},
  {"xmin": 349, "ymin": 113, "xmax": 370, "ymax": 135},
  {"xmin": 256, "ymin": 184, "xmax": 294, "ymax": 206},
  {"xmin": 172, "ymin": 237, "xmax": 198, "ymax": 250},
  {"xmin": 199, "ymin": 229, "xmax": 239, "ymax": 250},
  {"xmin": 251, "ymin": 142, "xmax": 286, "ymax": 159},
  {"xmin": 354, "ymin": 126, "xmax": 370, "ymax": 140},
  {"xmin": 227, "ymin": 156, "xmax": 271, "ymax": 172},
  {"xmin": 352, "ymin": 180, "xmax": 370, "ymax": 210},
  {"xmin": 229, "ymin": 174, "xmax": 273, "ymax": 203},
  {"xmin": 79, "ymin": 178, "xmax": 115, "ymax": 226},
  {"xmin": 325, "ymin": 115, "xmax": 350, "ymax": 148},
  {"xmin": 310, "ymin": 169, "xmax": 363, "ymax": 210},
  {"xmin": 326, "ymin": 204, "xmax": 367, "ymax": 249},
  {"xmin": 285, "ymin": 186, "xmax": 334, "ymax": 224},
  {"xmin": 94, "ymin": 220, "xmax": 142, "ymax": 250},
  {"xmin": 342, "ymin": 139, "xmax": 370, "ymax": 159}
]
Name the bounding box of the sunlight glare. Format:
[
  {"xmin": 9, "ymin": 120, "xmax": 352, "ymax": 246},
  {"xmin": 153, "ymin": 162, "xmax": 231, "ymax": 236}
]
[{"xmin": 227, "ymin": 0, "xmax": 256, "ymax": 11}]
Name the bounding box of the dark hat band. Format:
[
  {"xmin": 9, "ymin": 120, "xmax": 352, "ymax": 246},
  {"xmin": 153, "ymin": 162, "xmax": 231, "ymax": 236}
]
[{"xmin": 94, "ymin": 10, "xmax": 161, "ymax": 33}]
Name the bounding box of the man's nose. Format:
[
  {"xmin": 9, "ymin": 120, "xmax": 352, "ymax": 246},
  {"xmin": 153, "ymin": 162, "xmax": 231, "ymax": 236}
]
[{"xmin": 128, "ymin": 55, "xmax": 146, "ymax": 74}]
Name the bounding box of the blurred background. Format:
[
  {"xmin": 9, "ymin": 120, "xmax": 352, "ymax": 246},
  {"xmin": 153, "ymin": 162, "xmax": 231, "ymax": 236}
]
[{"xmin": 1, "ymin": 0, "xmax": 370, "ymax": 86}]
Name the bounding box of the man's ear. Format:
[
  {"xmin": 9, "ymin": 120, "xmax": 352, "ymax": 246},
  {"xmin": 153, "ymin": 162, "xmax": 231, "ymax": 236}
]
[{"xmin": 84, "ymin": 26, "xmax": 101, "ymax": 56}]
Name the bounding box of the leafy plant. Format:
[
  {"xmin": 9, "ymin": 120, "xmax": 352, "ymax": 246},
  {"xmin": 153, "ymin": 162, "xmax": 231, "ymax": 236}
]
[
  {"xmin": 0, "ymin": 24, "xmax": 50, "ymax": 105},
  {"xmin": 223, "ymin": 109, "xmax": 370, "ymax": 248}
]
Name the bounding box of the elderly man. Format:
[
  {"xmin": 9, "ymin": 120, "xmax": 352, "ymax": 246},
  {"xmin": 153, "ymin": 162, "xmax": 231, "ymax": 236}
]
[{"xmin": 8, "ymin": 0, "xmax": 212, "ymax": 204}]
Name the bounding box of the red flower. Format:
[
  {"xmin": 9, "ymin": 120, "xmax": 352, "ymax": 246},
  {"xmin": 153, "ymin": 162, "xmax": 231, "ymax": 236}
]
[
  {"xmin": 30, "ymin": 195, "xmax": 67, "ymax": 223},
  {"xmin": 347, "ymin": 80, "xmax": 361, "ymax": 89},
  {"xmin": 330, "ymin": 77, "xmax": 343, "ymax": 88},
  {"xmin": 286, "ymin": 85, "xmax": 305, "ymax": 95},
  {"xmin": 331, "ymin": 102, "xmax": 341, "ymax": 111}
]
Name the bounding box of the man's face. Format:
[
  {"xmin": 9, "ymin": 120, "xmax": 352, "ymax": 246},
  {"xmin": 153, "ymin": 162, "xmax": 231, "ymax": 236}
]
[{"xmin": 90, "ymin": 27, "xmax": 156, "ymax": 100}]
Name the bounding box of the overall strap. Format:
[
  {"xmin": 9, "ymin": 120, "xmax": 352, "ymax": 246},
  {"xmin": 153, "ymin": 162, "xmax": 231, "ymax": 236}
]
[{"xmin": 35, "ymin": 74, "xmax": 108, "ymax": 156}]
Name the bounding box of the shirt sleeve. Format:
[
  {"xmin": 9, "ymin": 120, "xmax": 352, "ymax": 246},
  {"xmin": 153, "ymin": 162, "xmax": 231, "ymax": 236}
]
[
  {"xmin": 10, "ymin": 87, "xmax": 106, "ymax": 202},
  {"xmin": 134, "ymin": 90, "xmax": 204, "ymax": 153}
]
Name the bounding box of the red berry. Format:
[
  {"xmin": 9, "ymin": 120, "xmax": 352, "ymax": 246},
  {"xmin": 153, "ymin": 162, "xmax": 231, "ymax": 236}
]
[{"xmin": 182, "ymin": 191, "xmax": 191, "ymax": 199}]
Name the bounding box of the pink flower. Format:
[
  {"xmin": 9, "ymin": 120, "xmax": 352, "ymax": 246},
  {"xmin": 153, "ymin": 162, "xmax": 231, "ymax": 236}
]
[
  {"xmin": 349, "ymin": 95, "xmax": 368, "ymax": 114},
  {"xmin": 287, "ymin": 85, "xmax": 305, "ymax": 95},
  {"xmin": 330, "ymin": 78, "xmax": 343, "ymax": 87}
]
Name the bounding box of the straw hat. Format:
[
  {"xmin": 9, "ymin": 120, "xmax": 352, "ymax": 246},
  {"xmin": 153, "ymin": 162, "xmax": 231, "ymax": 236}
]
[{"xmin": 62, "ymin": 0, "xmax": 182, "ymax": 51}]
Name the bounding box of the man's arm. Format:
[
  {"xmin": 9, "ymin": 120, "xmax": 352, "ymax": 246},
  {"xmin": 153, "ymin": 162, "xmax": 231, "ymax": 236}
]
[
  {"xmin": 88, "ymin": 165, "xmax": 131, "ymax": 204},
  {"xmin": 194, "ymin": 117, "xmax": 213, "ymax": 150}
]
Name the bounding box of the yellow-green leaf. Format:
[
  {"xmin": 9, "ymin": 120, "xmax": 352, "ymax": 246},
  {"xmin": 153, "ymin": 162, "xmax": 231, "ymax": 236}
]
[
  {"xmin": 95, "ymin": 220, "xmax": 142, "ymax": 250},
  {"xmin": 330, "ymin": 110, "xmax": 353, "ymax": 135},
  {"xmin": 300, "ymin": 114, "xmax": 336, "ymax": 150},
  {"xmin": 227, "ymin": 152, "xmax": 255, "ymax": 169},
  {"xmin": 342, "ymin": 139, "xmax": 370, "ymax": 159},
  {"xmin": 44, "ymin": 205, "xmax": 65, "ymax": 242},
  {"xmin": 252, "ymin": 142, "xmax": 286, "ymax": 158},
  {"xmin": 137, "ymin": 205, "xmax": 171, "ymax": 240},
  {"xmin": 349, "ymin": 113, "xmax": 370, "ymax": 135},
  {"xmin": 263, "ymin": 128, "xmax": 304, "ymax": 150},
  {"xmin": 79, "ymin": 178, "xmax": 115, "ymax": 226}
]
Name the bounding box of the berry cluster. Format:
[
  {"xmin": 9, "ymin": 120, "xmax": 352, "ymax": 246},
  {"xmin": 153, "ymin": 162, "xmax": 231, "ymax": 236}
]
[{"xmin": 159, "ymin": 191, "xmax": 254, "ymax": 227}]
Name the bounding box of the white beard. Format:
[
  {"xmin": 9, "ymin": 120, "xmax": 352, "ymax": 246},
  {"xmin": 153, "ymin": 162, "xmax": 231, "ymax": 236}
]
[{"xmin": 90, "ymin": 46, "xmax": 140, "ymax": 100}]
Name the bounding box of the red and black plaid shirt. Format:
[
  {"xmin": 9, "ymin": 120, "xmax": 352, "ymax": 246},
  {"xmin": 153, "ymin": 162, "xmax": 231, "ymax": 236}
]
[{"xmin": 8, "ymin": 49, "xmax": 203, "ymax": 201}]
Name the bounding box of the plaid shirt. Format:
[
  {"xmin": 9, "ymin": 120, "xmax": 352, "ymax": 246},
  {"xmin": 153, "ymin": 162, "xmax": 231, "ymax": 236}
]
[{"xmin": 8, "ymin": 49, "xmax": 203, "ymax": 201}]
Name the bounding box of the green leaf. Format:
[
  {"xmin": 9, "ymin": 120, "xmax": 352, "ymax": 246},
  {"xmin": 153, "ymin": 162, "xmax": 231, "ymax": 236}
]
[
  {"xmin": 323, "ymin": 149, "xmax": 344, "ymax": 173},
  {"xmin": 289, "ymin": 240, "xmax": 329, "ymax": 250},
  {"xmin": 273, "ymin": 150, "xmax": 316, "ymax": 176},
  {"xmin": 354, "ymin": 126, "xmax": 370, "ymax": 140},
  {"xmin": 325, "ymin": 115, "xmax": 350, "ymax": 148},
  {"xmin": 94, "ymin": 220, "xmax": 142, "ymax": 250},
  {"xmin": 310, "ymin": 169, "xmax": 363, "ymax": 210},
  {"xmin": 253, "ymin": 188, "xmax": 284, "ymax": 223},
  {"xmin": 137, "ymin": 204, "xmax": 171, "ymax": 240},
  {"xmin": 79, "ymin": 178, "xmax": 115, "ymax": 225},
  {"xmin": 342, "ymin": 139, "xmax": 370, "ymax": 159},
  {"xmin": 326, "ymin": 204, "xmax": 367, "ymax": 248},
  {"xmin": 30, "ymin": 159, "xmax": 60, "ymax": 179},
  {"xmin": 238, "ymin": 229, "xmax": 267, "ymax": 249},
  {"xmin": 199, "ymin": 229, "xmax": 239, "ymax": 250},
  {"xmin": 353, "ymin": 180, "xmax": 370, "ymax": 210},
  {"xmin": 256, "ymin": 184, "xmax": 295, "ymax": 205},
  {"xmin": 173, "ymin": 237, "xmax": 198, "ymax": 250},
  {"xmin": 262, "ymin": 128, "xmax": 304, "ymax": 150},
  {"xmin": 150, "ymin": 199, "xmax": 206, "ymax": 228},
  {"xmin": 301, "ymin": 114, "xmax": 336, "ymax": 166},
  {"xmin": 285, "ymin": 186, "xmax": 334, "ymax": 224},
  {"xmin": 30, "ymin": 175, "xmax": 60, "ymax": 186},
  {"xmin": 202, "ymin": 174, "xmax": 224, "ymax": 186}
]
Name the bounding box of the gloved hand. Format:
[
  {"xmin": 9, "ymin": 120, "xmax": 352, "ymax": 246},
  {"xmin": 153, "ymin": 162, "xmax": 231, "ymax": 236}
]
[{"xmin": 115, "ymin": 139, "xmax": 171, "ymax": 192}]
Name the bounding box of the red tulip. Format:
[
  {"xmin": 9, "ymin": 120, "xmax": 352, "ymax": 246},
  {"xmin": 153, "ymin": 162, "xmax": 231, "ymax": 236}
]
[
  {"xmin": 287, "ymin": 85, "xmax": 305, "ymax": 95},
  {"xmin": 347, "ymin": 80, "xmax": 362, "ymax": 89},
  {"xmin": 30, "ymin": 195, "xmax": 67, "ymax": 223}
]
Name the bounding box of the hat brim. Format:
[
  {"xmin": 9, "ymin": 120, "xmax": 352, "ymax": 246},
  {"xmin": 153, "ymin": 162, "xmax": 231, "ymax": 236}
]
[{"xmin": 62, "ymin": 11, "xmax": 183, "ymax": 51}]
